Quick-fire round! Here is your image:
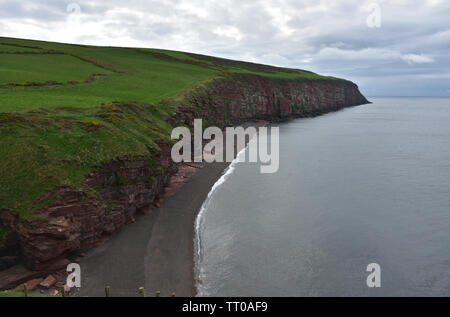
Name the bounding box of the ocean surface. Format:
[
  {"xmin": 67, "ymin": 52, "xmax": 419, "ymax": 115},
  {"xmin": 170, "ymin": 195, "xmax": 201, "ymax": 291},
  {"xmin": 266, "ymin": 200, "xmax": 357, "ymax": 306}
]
[{"xmin": 195, "ymin": 97, "xmax": 450, "ymax": 297}]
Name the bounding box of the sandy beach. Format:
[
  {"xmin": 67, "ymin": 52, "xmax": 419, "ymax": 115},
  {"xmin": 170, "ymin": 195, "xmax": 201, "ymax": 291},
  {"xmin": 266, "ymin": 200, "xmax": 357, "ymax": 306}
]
[
  {"xmin": 75, "ymin": 121, "xmax": 269, "ymax": 297},
  {"xmin": 76, "ymin": 161, "xmax": 230, "ymax": 297}
]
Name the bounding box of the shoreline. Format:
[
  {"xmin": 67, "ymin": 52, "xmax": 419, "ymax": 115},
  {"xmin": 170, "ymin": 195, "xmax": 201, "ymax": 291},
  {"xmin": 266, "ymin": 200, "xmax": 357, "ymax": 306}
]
[
  {"xmin": 76, "ymin": 121, "xmax": 265, "ymax": 297},
  {"xmin": 76, "ymin": 161, "xmax": 230, "ymax": 297},
  {"xmin": 145, "ymin": 161, "xmax": 232, "ymax": 297}
]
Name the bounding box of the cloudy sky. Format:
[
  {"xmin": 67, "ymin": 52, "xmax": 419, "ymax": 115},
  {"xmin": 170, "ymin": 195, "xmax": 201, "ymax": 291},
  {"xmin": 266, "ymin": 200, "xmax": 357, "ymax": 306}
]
[{"xmin": 1, "ymin": 0, "xmax": 449, "ymax": 96}]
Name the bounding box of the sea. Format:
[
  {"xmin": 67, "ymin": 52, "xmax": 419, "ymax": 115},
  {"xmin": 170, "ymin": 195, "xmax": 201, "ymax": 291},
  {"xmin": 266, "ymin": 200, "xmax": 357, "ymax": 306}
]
[{"xmin": 195, "ymin": 97, "xmax": 450, "ymax": 296}]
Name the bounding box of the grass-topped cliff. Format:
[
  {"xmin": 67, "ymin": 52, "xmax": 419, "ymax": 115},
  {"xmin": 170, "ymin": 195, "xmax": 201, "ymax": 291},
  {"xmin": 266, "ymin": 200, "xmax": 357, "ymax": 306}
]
[
  {"xmin": 0, "ymin": 37, "xmax": 346, "ymax": 221},
  {"xmin": 0, "ymin": 37, "xmax": 370, "ymax": 273}
]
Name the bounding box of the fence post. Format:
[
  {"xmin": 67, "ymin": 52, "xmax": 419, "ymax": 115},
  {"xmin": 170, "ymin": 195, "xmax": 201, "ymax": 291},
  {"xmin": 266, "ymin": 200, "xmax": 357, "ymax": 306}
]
[
  {"xmin": 105, "ymin": 286, "xmax": 110, "ymax": 297},
  {"xmin": 155, "ymin": 291, "xmax": 161, "ymax": 297},
  {"xmin": 61, "ymin": 286, "xmax": 66, "ymax": 297},
  {"xmin": 23, "ymin": 284, "xmax": 28, "ymax": 297},
  {"xmin": 138, "ymin": 287, "xmax": 145, "ymax": 297},
  {"xmin": 171, "ymin": 292, "xmax": 176, "ymax": 297}
]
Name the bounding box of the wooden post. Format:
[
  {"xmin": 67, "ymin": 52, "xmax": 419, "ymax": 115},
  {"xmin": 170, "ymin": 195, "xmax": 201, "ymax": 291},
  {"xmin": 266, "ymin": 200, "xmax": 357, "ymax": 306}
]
[
  {"xmin": 23, "ymin": 284, "xmax": 28, "ymax": 297},
  {"xmin": 138, "ymin": 287, "xmax": 145, "ymax": 297},
  {"xmin": 155, "ymin": 291, "xmax": 161, "ymax": 297},
  {"xmin": 105, "ymin": 286, "xmax": 110, "ymax": 297},
  {"xmin": 61, "ymin": 286, "xmax": 66, "ymax": 297},
  {"xmin": 171, "ymin": 293, "xmax": 176, "ymax": 297}
]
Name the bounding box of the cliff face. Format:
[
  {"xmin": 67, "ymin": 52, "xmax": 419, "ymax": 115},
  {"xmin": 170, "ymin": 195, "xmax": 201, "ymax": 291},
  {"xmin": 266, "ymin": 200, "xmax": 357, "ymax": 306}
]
[
  {"xmin": 212, "ymin": 75, "xmax": 368, "ymax": 120},
  {"xmin": 0, "ymin": 146, "xmax": 175, "ymax": 271},
  {"xmin": 0, "ymin": 75, "xmax": 368, "ymax": 275},
  {"xmin": 176, "ymin": 75, "xmax": 368, "ymax": 126}
]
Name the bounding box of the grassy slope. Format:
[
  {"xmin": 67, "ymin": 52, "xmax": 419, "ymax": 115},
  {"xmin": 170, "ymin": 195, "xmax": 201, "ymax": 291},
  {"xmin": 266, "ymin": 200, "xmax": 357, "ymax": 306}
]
[
  {"xmin": 0, "ymin": 37, "xmax": 340, "ymax": 220},
  {"xmin": 0, "ymin": 43, "xmax": 42, "ymax": 52},
  {"xmin": 0, "ymin": 54, "xmax": 114, "ymax": 85}
]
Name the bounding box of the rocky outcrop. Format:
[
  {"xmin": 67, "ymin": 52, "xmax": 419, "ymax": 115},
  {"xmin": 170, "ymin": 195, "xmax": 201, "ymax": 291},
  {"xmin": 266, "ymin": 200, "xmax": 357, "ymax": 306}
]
[
  {"xmin": 0, "ymin": 145, "xmax": 176, "ymax": 272},
  {"xmin": 0, "ymin": 75, "xmax": 368, "ymax": 281}
]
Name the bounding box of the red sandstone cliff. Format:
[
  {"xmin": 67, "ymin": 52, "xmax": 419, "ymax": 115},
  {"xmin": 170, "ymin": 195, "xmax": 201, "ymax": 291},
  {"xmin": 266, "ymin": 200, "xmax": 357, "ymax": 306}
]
[{"xmin": 0, "ymin": 75, "xmax": 368, "ymax": 284}]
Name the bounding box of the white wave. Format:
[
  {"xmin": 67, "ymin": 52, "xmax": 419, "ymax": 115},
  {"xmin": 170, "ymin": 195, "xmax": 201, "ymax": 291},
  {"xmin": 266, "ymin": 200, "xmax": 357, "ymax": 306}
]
[{"xmin": 194, "ymin": 145, "xmax": 248, "ymax": 296}]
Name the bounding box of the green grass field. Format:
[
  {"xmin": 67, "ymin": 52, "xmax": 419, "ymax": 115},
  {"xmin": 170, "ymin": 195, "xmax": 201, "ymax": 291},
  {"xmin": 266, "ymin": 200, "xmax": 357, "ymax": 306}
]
[
  {"xmin": 0, "ymin": 37, "xmax": 341, "ymax": 220},
  {"xmin": 0, "ymin": 54, "xmax": 114, "ymax": 85}
]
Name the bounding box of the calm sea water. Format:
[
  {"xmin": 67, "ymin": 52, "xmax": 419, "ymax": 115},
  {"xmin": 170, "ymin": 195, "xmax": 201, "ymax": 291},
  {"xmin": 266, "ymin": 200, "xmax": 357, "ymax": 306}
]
[{"xmin": 195, "ymin": 97, "xmax": 450, "ymax": 297}]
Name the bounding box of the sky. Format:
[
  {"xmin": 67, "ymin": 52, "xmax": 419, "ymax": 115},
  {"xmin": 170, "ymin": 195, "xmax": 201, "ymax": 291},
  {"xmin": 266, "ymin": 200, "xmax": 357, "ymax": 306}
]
[{"xmin": 1, "ymin": 0, "xmax": 449, "ymax": 96}]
